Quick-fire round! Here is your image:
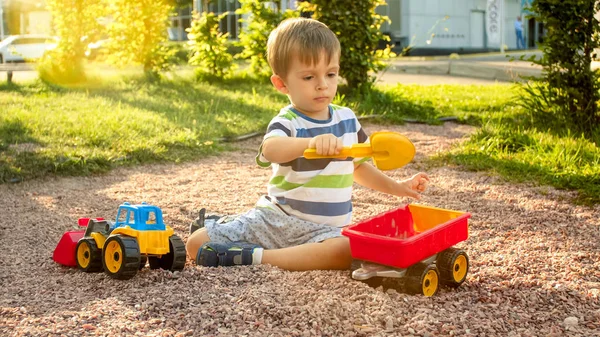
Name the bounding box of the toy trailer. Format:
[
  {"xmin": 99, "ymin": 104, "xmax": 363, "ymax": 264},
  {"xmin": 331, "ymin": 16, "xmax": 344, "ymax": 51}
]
[{"xmin": 342, "ymin": 204, "xmax": 470, "ymax": 297}]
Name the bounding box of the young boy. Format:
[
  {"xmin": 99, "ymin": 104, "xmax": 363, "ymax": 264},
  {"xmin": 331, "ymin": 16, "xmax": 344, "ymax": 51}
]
[{"xmin": 185, "ymin": 17, "xmax": 429, "ymax": 271}]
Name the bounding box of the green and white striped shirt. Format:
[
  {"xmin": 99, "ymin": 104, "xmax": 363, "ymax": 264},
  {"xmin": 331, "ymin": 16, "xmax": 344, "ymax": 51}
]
[{"xmin": 256, "ymin": 104, "xmax": 369, "ymax": 227}]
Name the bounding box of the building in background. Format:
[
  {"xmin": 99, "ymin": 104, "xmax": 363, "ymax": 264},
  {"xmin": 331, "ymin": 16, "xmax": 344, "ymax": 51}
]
[
  {"xmin": 2, "ymin": 0, "xmax": 546, "ymax": 55},
  {"xmin": 192, "ymin": 0, "xmax": 297, "ymax": 40},
  {"xmin": 168, "ymin": 5, "xmax": 193, "ymax": 41},
  {"xmin": 380, "ymin": 0, "xmax": 542, "ymax": 55},
  {"xmin": 192, "ymin": 0, "xmax": 543, "ymax": 55},
  {"xmin": 1, "ymin": 0, "xmax": 51, "ymax": 39},
  {"xmin": 0, "ymin": 0, "xmax": 194, "ymax": 42}
]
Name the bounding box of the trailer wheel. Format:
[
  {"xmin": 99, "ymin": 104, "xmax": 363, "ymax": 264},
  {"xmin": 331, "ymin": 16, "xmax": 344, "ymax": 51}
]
[
  {"xmin": 405, "ymin": 263, "xmax": 439, "ymax": 297},
  {"xmin": 437, "ymin": 248, "xmax": 469, "ymax": 288},
  {"xmin": 148, "ymin": 235, "xmax": 186, "ymax": 272},
  {"xmin": 76, "ymin": 238, "xmax": 103, "ymax": 272},
  {"xmin": 102, "ymin": 235, "xmax": 141, "ymax": 280}
]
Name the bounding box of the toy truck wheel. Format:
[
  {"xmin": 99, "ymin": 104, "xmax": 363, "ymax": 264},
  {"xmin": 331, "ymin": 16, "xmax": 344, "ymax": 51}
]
[
  {"xmin": 405, "ymin": 263, "xmax": 439, "ymax": 297},
  {"xmin": 437, "ymin": 248, "xmax": 469, "ymax": 288},
  {"xmin": 75, "ymin": 238, "xmax": 103, "ymax": 272},
  {"xmin": 102, "ymin": 235, "xmax": 141, "ymax": 280},
  {"xmin": 148, "ymin": 235, "xmax": 186, "ymax": 271}
]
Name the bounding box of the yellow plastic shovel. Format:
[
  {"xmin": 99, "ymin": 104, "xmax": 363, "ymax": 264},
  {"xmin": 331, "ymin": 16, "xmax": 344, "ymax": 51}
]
[{"xmin": 303, "ymin": 131, "xmax": 416, "ymax": 171}]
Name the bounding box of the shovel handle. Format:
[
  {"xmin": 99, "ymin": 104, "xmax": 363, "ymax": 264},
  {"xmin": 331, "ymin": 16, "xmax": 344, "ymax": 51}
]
[{"xmin": 303, "ymin": 143, "xmax": 373, "ymax": 159}]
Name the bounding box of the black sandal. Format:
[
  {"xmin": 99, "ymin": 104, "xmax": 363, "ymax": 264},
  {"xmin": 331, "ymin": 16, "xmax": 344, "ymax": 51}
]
[
  {"xmin": 196, "ymin": 241, "xmax": 261, "ymax": 267},
  {"xmin": 189, "ymin": 208, "xmax": 222, "ymax": 234}
]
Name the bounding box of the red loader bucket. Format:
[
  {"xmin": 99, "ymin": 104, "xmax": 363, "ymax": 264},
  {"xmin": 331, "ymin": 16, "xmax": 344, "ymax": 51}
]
[
  {"xmin": 53, "ymin": 217, "xmax": 104, "ymax": 267},
  {"xmin": 53, "ymin": 230, "xmax": 85, "ymax": 267}
]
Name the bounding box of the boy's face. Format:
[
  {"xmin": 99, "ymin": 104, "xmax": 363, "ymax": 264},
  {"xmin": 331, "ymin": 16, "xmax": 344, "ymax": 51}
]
[{"xmin": 271, "ymin": 52, "xmax": 340, "ymax": 120}]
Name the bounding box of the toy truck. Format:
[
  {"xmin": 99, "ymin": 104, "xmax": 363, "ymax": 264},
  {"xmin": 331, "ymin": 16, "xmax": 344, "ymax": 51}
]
[
  {"xmin": 53, "ymin": 202, "xmax": 186, "ymax": 280},
  {"xmin": 342, "ymin": 204, "xmax": 470, "ymax": 297}
]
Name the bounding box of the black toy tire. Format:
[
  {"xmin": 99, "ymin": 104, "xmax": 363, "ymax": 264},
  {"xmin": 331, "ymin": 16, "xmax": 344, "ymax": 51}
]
[
  {"xmin": 405, "ymin": 262, "xmax": 440, "ymax": 297},
  {"xmin": 148, "ymin": 235, "xmax": 186, "ymax": 271},
  {"xmin": 102, "ymin": 235, "xmax": 141, "ymax": 280},
  {"xmin": 75, "ymin": 238, "xmax": 103, "ymax": 272},
  {"xmin": 437, "ymin": 248, "xmax": 469, "ymax": 288}
]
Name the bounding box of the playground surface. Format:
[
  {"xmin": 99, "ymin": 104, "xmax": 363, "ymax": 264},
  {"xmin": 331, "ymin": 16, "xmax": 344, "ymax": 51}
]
[{"xmin": 1, "ymin": 122, "xmax": 598, "ymax": 336}]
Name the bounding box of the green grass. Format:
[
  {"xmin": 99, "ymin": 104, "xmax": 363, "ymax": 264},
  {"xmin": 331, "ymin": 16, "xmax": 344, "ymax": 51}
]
[
  {"xmin": 0, "ymin": 73, "xmax": 287, "ymax": 182},
  {"xmin": 1, "ymin": 73, "xmax": 598, "ymax": 204},
  {"xmin": 435, "ymin": 125, "xmax": 600, "ymax": 204},
  {"xmin": 371, "ymin": 84, "xmax": 600, "ymax": 205},
  {"xmin": 379, "ymin": 83, "xmax": 519, "ymax": 123}
]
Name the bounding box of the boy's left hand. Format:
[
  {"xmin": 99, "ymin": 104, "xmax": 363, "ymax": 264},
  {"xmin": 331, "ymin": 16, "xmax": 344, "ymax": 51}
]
[{"xmin": 403, "ymin": 172, "xmax": 430, "ymax": 199}]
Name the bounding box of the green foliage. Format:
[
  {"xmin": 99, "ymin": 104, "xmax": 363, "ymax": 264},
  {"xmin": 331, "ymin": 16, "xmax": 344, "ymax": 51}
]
[
  {"xmin": 165, "ymin": 41, "xmax": 191, "ymax": 64},
  {"xmin": 235, "ymin": 0, "xmax": 297, "ymax": 78},
  {"xmin": 439, "ymin": 123, "xmax": 600, "ymax": 204},
  {"xmin": 368, "ymin": 83, "xmax": 600, "ymax": 204},
  {"xmin": 105, "ymin": 0, "xmax": 174, "ymax": 79},
  {"xmin": 187, "ymin": 11, "xmax": 235, "ymax": 80},
  {"xmin": 299, "ymin": 0, "xmax": 395, "ymax": 91},
  {"xmin": 38, "ymin": 0, "xmax": 106, "ymax": 84},
  {"xmin": 0, "ymin": 73, "xmax": 287, "ymax": 182},
  {"xmin": 170, "ymin": 0, "xmax": 193, "ymax": 9},
  {"xmin": 2, "ymin": 77, "xmax": 598, "ymax": 203},
  {"xmin": 521, "ymin": 0, "xmax": 600, "ymax": 134},
  {"xmin": 354, "ymin": 83, "xmax": 516, "ymax": 124}
]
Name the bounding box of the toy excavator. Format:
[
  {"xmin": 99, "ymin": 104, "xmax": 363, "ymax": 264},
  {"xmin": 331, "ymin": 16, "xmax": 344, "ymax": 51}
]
[{"xmin": 53, "ymin": 202, "xmax": 186, "ymax": 280}]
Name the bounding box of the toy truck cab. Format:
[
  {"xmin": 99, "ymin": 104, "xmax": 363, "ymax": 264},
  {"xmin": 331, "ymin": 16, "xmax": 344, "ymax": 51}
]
[
  {"xmin": 115, "ymin": 202, "xmax": 165, "ymax": 230},
  {"xmin": 111, "ymin": 202, "xmax": 173, "ymax": 255}
]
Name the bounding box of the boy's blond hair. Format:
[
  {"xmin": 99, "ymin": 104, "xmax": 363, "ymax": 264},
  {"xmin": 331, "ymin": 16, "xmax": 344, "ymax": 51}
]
[{"xmin": 267, "ymin": 18, "xmax": 341, "ymax": 78}]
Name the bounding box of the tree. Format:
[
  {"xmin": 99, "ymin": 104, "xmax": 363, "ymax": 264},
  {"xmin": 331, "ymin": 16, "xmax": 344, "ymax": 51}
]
[
  {"xmin": 39, "ymin": 0, "xmax": 106, "ymax": 84},
  {"xmin": 523, "ymin": 0, "xmax": 600, "ymax": 134},
  {"xmin": 298, "ymin": 0, "xmax": 394, "ymax": 91},
  {"xmin": 187, "ymin": 11, "xmax": 234, "ymax": 80},
  {"xmin": 106, "ymin": 0, "xmax": 174, "ymax": 79},
  {"xmin": 236, "ymin": 0, "xmax": 297, "ymax": 78}
]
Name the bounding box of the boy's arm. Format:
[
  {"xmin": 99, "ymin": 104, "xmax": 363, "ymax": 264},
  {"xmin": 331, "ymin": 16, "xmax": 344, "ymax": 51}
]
[
  {"xmin": 261, "ymin": 137, "xmax": 311, "ymax": 163},
  {"xmin": 262, "ymin": 134, "xmax": 342, "ymax": 164},
  {"xmin": 353, "ymin": 162, "xmax": 429, "ymax": 199}
]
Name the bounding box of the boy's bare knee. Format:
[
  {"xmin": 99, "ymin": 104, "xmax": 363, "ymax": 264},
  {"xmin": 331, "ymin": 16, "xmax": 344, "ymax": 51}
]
[
  {"xmin": 185, "ymin": 229, "xmax": 210, "ymax": 260},
  {"xmin": 322, "ymin": 237, "xmax": 352, "ymax": 269}
]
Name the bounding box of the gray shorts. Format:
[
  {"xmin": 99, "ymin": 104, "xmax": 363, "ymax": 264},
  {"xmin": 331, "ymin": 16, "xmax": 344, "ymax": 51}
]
[{"xmin": 205, "ymin": 196, "xmax": 343, "ymax": 249}]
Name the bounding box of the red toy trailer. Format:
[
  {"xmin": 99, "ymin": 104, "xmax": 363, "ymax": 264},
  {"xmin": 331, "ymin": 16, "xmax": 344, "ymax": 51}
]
[{"xmin": 342, "ymin": 204, "xmax": 470, "ymax": 297}]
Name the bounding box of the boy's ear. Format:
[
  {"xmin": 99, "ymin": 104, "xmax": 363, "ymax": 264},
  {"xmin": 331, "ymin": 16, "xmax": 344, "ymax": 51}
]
[{"xmin": 270, "ymin": 75, "xmax": 289, "ymax": 94}]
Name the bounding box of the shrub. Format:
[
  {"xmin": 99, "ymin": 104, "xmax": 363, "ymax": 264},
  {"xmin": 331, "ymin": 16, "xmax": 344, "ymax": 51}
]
[
  {"xmin": 38, "ymin": 0, "xmax": 105, "ymax": 84},
  {"xmin": 165, "ymin": 41, "xmax": 190, "ymax": 65},
  {"xmin": 235, "ymin": 0, "xmax": 297, "ymax": 78},
  {"xmin": 521, "ymin": 0, "xmax": 600, "ymax": 135},
  {"xmin": 298, "ymin": 0, "xmax": 395, "ymax": 92},
  {"xmin": 105, "ymin": 0, "xmax": 174, "ymax": 80},
  {"xmin": 187, "ymin": 11, "xmax": 235, "ymax": 80}
]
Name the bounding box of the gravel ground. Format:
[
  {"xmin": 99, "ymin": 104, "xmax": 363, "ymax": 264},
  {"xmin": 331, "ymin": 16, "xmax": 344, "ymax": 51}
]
[{"xmin": 1, "ymin": 122, "xmax": 599, "ymax": 337}]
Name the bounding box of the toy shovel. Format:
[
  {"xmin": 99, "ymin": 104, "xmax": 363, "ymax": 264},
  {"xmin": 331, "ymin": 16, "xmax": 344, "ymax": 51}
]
[{"xmin": 303, "ymin": 131, "xmax": 416, "ymax": 171}]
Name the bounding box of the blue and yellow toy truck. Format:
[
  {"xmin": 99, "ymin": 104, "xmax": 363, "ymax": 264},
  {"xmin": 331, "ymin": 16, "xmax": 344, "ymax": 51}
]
[{"xmin": 73, "ymin": 202, "xmax": 186, "ymax": 280}]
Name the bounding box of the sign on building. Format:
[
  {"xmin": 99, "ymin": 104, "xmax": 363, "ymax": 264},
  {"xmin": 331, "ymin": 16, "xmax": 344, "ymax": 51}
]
[{"xmin": 486, "ymin": 0, "xmax": 502, "ymax": 46}]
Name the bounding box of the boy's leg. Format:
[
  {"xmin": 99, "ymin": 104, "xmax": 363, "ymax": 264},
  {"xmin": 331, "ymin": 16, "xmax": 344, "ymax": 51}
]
[
  {"xmin": 187, "ymin": 229, "xmax": 351, "ymax": 270},
  {"xmin": 186, "ymin": 228, "xmax": 211, "ymax": 260},
  {"xmin": 262, "ymin": 236, "xmax": 352, "ymax": 271}
]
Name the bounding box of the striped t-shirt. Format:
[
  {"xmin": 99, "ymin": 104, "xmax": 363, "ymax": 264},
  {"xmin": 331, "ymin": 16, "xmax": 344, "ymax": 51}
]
[{"xmin": 256, "ymin": 104, "xmax": 370, "ymax": 227}]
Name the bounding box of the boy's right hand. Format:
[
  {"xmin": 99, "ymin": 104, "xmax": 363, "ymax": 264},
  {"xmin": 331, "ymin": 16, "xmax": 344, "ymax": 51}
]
[{"xmin": 308, "ymin": 134, "xmax": 343, "ymax": 156}]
